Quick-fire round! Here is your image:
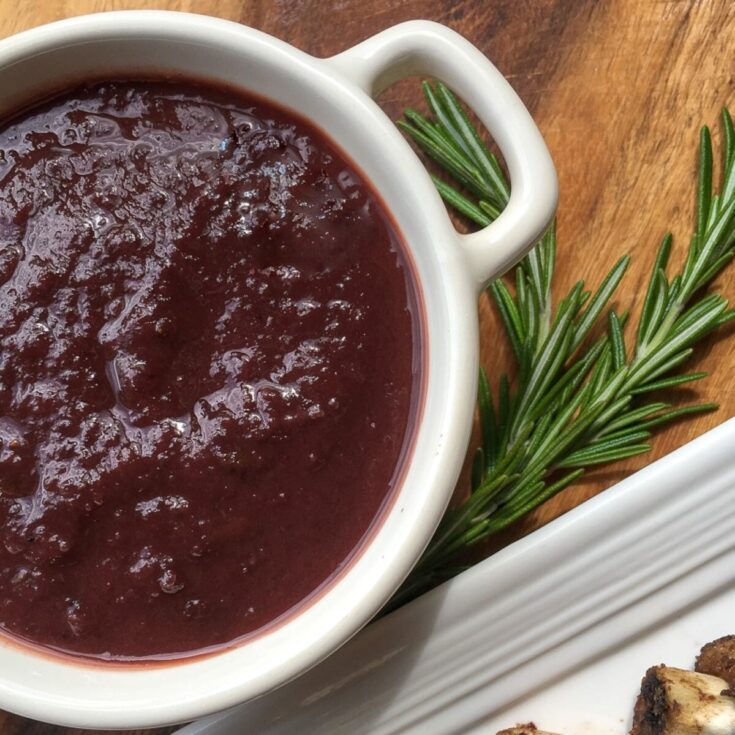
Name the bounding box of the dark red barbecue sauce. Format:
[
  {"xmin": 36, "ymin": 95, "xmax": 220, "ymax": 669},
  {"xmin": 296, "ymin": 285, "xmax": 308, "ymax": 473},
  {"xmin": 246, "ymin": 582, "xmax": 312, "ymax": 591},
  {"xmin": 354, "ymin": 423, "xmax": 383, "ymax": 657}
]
[{"xmin": 0, "ymin": 80, "xmax": 419, "ymax": 659}]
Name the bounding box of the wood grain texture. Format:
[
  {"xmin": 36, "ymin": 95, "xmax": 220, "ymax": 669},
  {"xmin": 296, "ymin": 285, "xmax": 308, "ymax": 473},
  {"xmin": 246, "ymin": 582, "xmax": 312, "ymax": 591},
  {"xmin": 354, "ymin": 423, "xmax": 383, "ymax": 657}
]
[{"xmin": 0, "ymin": 0, "xmax": 733, "ymax": 733}]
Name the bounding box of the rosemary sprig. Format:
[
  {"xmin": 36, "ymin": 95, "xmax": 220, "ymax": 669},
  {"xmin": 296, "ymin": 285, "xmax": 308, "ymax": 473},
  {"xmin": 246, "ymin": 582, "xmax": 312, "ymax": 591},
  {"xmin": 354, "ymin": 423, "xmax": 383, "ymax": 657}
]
[{"xmin": 390, "ymin": 83, "xmax": 735, "ymax": 608}]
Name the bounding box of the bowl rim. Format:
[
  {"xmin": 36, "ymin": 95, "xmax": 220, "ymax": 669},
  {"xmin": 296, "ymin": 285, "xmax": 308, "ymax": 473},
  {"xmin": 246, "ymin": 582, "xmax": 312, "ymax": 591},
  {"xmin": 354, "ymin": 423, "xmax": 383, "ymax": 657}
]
[{"xmin": 0, "ymin": 10, "xmax": 481, "ymax": 729}]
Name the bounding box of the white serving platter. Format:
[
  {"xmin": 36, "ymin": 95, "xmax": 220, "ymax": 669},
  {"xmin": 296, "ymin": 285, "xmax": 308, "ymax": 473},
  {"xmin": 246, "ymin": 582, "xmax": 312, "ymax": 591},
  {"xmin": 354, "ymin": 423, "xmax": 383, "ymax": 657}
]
[{"xmin": 179, "ymin": 417, "xmax": 735, "ymax": 735}]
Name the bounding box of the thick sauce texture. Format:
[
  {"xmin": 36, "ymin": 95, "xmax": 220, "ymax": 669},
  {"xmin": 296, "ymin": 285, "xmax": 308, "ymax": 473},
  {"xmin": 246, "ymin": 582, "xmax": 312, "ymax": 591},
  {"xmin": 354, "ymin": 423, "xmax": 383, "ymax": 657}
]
[{"xmin": 0, "ymin": 80, "xmax": 417, "ymax": 658}]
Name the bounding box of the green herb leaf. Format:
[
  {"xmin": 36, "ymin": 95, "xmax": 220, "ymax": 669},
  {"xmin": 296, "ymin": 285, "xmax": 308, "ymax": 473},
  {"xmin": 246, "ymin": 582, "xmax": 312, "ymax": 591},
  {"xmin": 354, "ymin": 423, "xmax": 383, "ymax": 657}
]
[{"xmin": 392, "ymin": 85, "xmax": 734, "ymax": 606}]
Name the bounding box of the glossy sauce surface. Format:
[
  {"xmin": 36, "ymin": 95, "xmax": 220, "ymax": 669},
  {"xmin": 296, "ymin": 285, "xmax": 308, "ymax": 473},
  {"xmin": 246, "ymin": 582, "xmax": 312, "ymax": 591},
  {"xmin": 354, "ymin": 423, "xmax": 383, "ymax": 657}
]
[{"xmin": 0, "ymin": 80, "xmax": 418, "ymax": 658}]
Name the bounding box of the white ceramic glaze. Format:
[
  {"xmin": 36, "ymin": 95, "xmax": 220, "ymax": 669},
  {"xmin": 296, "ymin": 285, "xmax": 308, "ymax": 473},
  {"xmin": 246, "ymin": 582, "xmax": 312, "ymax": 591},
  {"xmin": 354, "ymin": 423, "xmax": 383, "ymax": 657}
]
[
  {"xmin": 0, "ymin": 11, "xmax": 557, "ymax": 728},
  {"xmin": 179, "ymin": 418, "xmax": 735, "ymax": 735}
]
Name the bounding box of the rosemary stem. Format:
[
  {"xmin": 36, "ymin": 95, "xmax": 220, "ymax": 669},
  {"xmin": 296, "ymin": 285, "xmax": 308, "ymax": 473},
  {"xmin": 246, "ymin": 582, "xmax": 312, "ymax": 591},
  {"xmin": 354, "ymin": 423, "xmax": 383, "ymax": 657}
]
[{"xmin": 389, "ymin": 88, "xmax": 734, "ymax": 608}]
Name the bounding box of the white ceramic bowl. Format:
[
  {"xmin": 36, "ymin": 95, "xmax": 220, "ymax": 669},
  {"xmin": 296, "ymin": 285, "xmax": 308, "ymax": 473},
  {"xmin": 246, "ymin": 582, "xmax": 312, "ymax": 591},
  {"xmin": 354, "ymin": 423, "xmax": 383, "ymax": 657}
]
[{"xmin": 0, "ymin": 11, "xmax": 557, "ymax": 728}]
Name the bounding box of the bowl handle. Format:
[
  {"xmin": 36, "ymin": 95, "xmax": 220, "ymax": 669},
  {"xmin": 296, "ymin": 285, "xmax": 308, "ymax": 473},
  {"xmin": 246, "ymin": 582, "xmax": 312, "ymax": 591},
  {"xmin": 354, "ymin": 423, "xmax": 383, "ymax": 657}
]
[{"xmin": 326, "ymin": 20, "xmax": 558, "ymax": 290}]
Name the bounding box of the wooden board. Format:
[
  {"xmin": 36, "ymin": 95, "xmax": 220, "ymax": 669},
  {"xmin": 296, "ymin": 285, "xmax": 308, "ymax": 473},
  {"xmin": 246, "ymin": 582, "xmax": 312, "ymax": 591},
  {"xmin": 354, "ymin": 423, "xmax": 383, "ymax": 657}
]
[{"xmin": 0, "ymin": 1, "xmax": 733, "ymax": 733}]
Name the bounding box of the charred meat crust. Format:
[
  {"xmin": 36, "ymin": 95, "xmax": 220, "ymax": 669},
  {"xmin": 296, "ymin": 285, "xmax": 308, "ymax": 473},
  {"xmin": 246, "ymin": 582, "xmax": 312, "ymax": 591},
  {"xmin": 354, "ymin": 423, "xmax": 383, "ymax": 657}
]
[
  {"xmin": 696, "ymin": 635, "xmax": 735, "ymax": 694},
  {"xmin": 631, "ymin": 666, "xmax": 669, "ymax": 735}
]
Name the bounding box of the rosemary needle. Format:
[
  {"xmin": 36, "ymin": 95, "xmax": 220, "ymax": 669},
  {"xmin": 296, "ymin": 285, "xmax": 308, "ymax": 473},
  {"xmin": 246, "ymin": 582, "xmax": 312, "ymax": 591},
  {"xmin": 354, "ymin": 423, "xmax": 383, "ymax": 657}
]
[{"xmin": 389, "ymin": 85, "xmax": 735, "ymax": 610}]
